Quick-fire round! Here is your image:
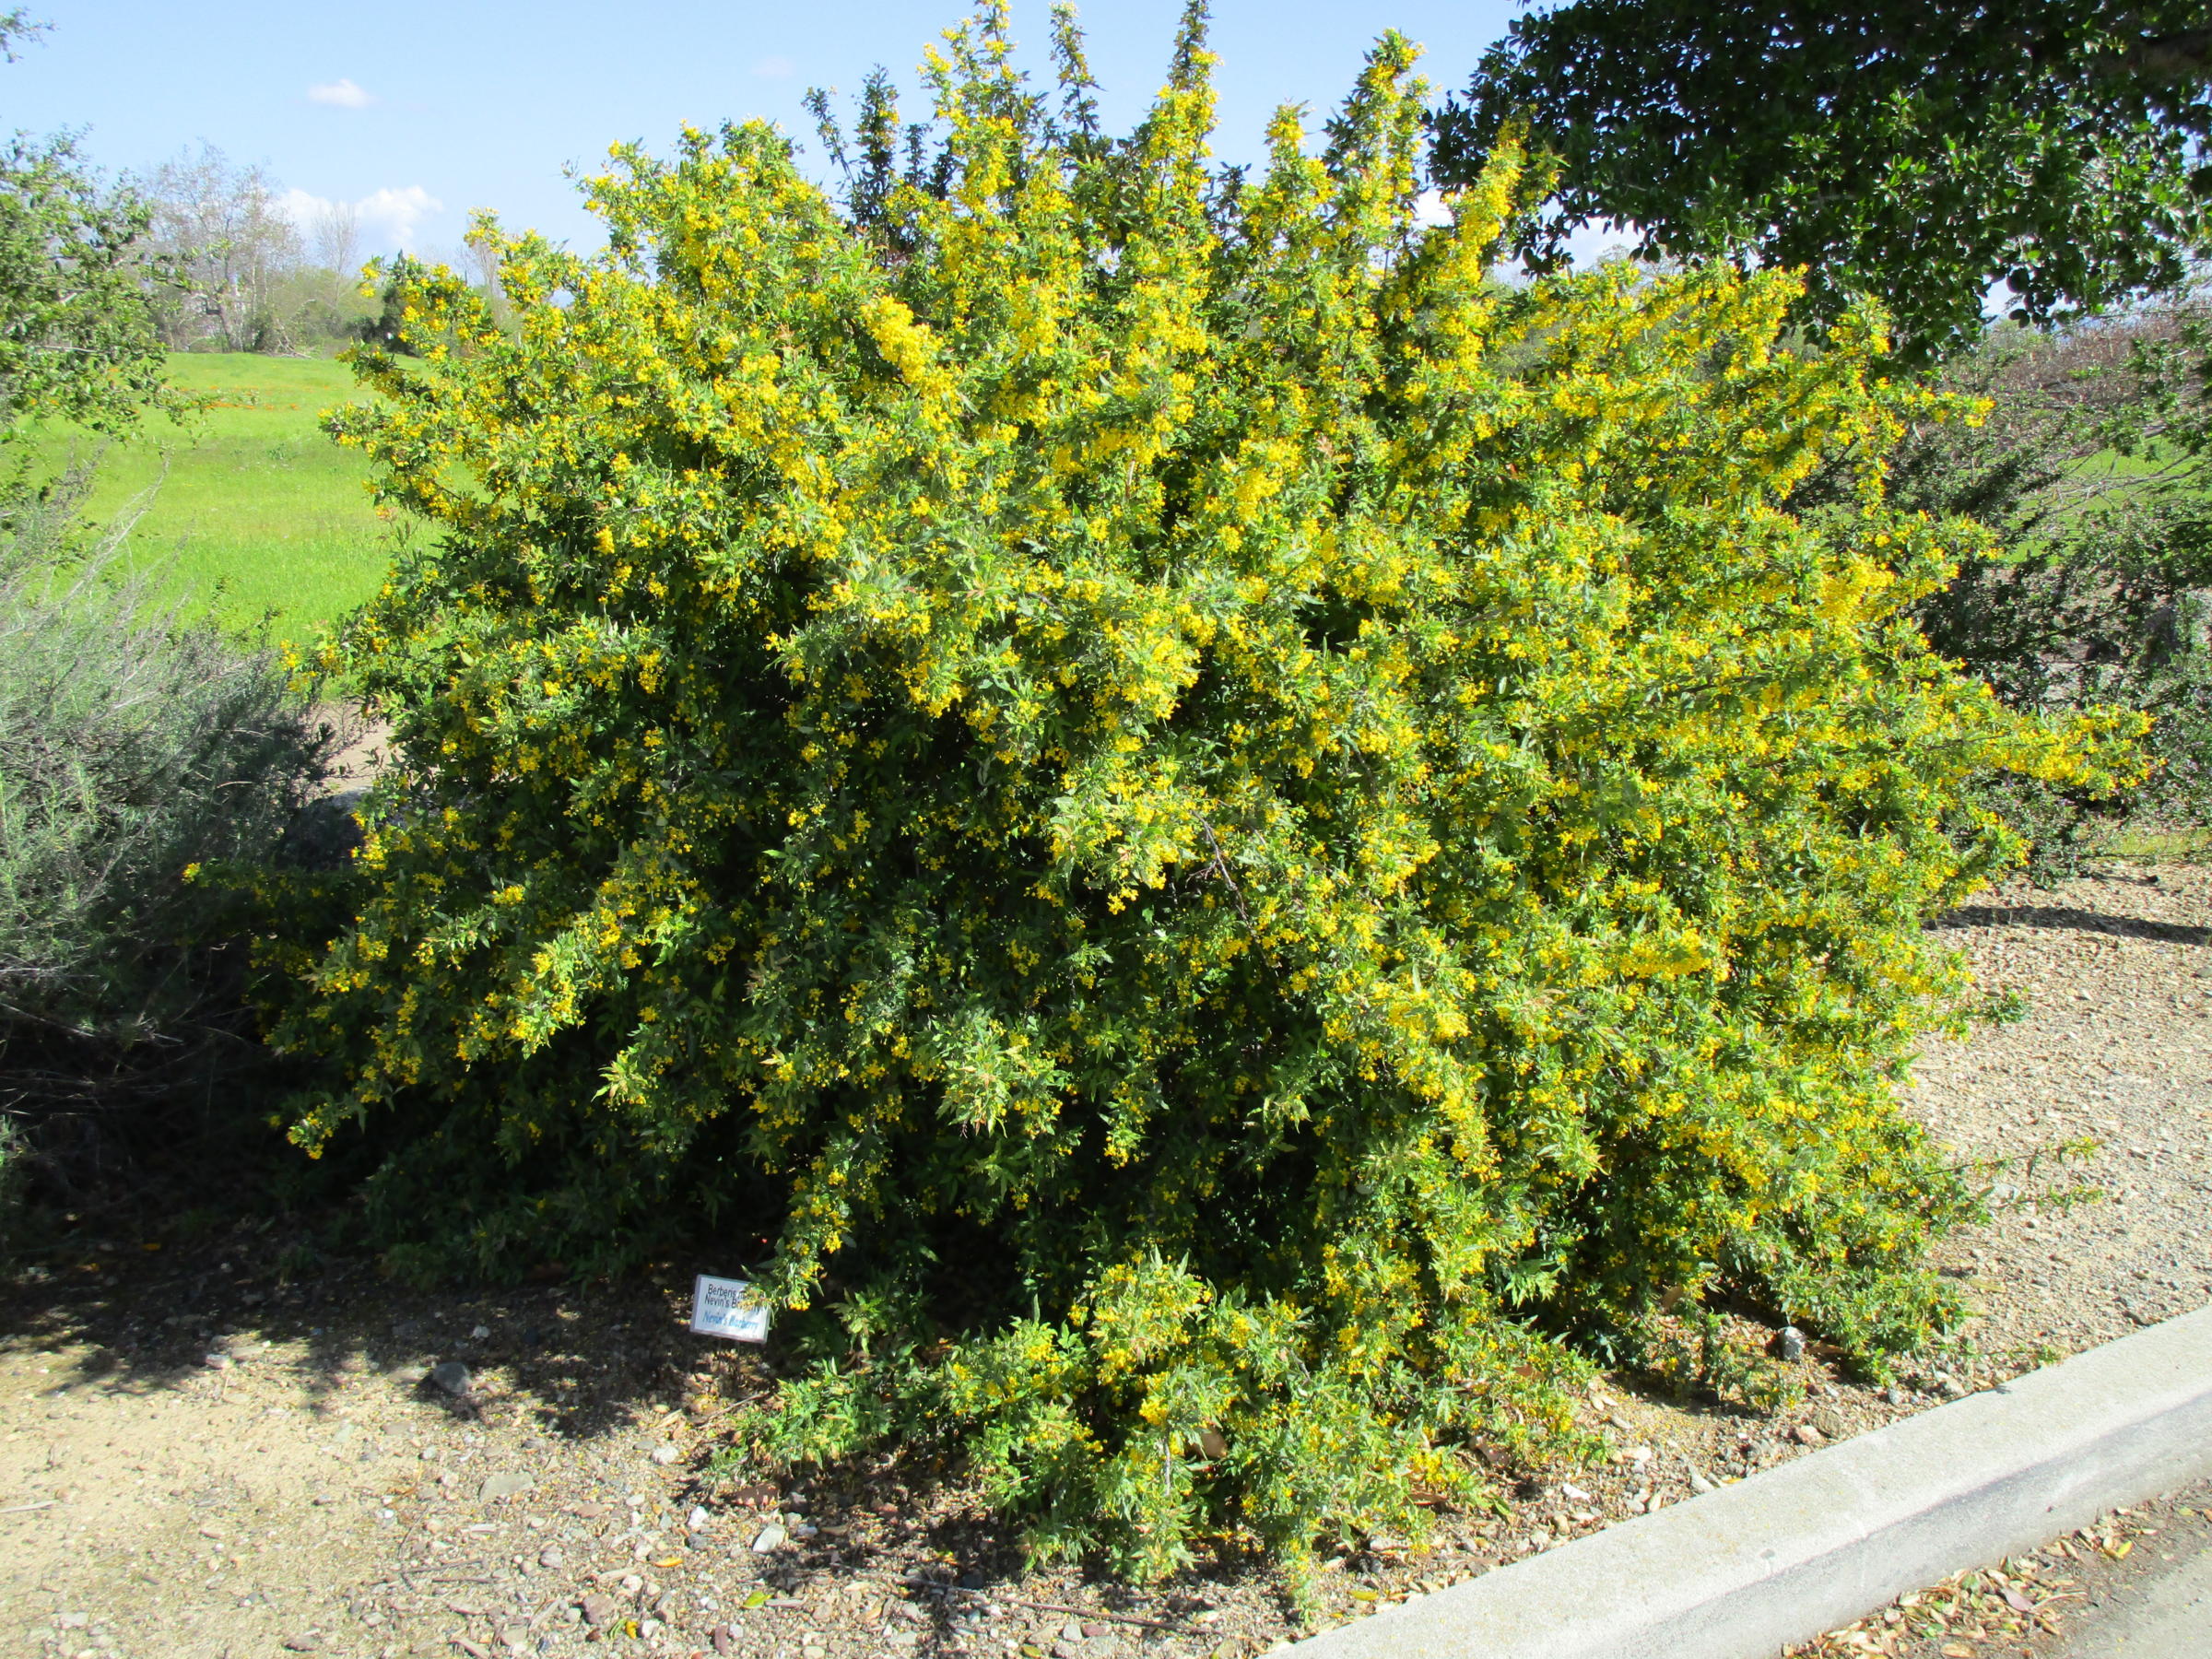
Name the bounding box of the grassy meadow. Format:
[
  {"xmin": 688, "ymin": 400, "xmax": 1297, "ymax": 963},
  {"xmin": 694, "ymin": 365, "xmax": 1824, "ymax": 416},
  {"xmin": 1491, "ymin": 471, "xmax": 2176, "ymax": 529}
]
[{"xmin": 35, "ymin": 353, "xmax": 395, "ymax": 649}]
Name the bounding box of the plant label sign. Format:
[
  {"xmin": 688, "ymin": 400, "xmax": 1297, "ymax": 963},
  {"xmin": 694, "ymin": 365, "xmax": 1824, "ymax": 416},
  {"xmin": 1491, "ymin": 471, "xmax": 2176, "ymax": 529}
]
[{"xmin": 689, "ymin": 1275, "xmax": 770, "ymax": 1343}]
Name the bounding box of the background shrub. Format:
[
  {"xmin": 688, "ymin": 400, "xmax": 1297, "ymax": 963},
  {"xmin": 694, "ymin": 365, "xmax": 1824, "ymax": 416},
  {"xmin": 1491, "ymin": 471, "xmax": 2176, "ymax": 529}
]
[
  {"xmin": 0, "ymin": 466, "xmax": 331, "ymax": 1234},
  {"xmin": 283, "ymin": 8, "xmax": 2134, "ymax": 1582},
  {"xmin": 1791, "ymin": 299, "xmax": 2212, "ymax": 877}
]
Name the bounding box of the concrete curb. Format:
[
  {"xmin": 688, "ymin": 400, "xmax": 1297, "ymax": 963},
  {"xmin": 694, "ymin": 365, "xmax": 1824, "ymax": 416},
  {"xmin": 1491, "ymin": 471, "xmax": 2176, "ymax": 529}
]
[{"xmin": 1297, "ymin": 1302, "xmax": 2212, "ymax": 1659}]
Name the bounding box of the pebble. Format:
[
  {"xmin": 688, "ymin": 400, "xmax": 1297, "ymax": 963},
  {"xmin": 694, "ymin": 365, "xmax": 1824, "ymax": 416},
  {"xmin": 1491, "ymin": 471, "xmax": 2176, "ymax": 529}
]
[
  {"xmin": 203, "ymin": 1353, "xmax": 233, "ymax": 1371},
  {"xmin": 649, "ymin": 1444, "xmax": 680, "ymax": 1465},
  {"xmin": 1053, "ymin": 1644, "xmax": 1085, "ymax": 1659},
  {"xmin": 429, "ymin": 1360, "xmax": 471, "ymax": 1395},
  {"xmin": 478, "ymin": 1471, "xmax": 533, "ymax": 1501},
  {"xmin": 1775, "ymin": 1326, "xmax": 1806, "ymax": 1362},
  {"xmin": 1559, "ymin": 1481, "xmax": 1593, "ymax": 1503},
  {"xmin": 471, "ymin": 1324, "xmax": 490, "ymax": 1338},
  {"xmin": 579, "ymin": 1594, "xmax": 619, "ymax": 1628},
  {"xmin": 1061, "ymin": 1620, "xmax": 1085, "ymax": 1642},
  {"xmin": 752, "ymin": 1523, "xmax": 787, "ymax": 1552},
  {"xmin": 1810, "ymin": 1407, "xmax": 1847, "ymax": 1439},
  {"xmin": 1792, "ymin": 1423, "xmax": 1825, "ymax": 1446},
  {"xmin": 1688, "ymin": 1468, "xmax": 1716, "ymax": 1494},
  {"xmin": 280, "ymin": 1636, "xmax": 324, "ymax": 1653},
  {"xmin": 537, "ymin": 1547, "xmax": 564, "ymax": 1569},
  {"xmin": 688, "ymin": 1505, "xmax": 712, "ymax": 1531}
]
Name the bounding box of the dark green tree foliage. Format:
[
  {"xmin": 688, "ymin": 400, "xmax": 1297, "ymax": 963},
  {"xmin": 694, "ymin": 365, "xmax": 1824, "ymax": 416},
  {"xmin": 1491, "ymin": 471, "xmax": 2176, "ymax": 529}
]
[{"xmin": 1435, "ymin": 2, "xmax": 2212, "ymax": 361}]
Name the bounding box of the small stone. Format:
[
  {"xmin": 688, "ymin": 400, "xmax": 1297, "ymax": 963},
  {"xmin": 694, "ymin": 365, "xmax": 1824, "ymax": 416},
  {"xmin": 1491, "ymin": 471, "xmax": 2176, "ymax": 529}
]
[
  {"xmin": 1792, "ymin": 1422, "xmax": 1825, "ymax": 1446},
  {"xmin": 619, "ymin": 1573, "xmax": 644, "ymax": 1594},
  {"xmin": 537, "ymin": 1547, "xmax": 564, "ymax": 1569},
  {"xmin": 1940, "ymin": 1376, "xmax": 1967, "ymax": 1400},
  {"xmin": 1053, "ymin": 1643, "xmax": 1086, "ymax": 1659},
  {"xmin": 649, "ymin": 1444, "xmax": 680, "ymax": 1466},
  {"xmin": 203, "ymin": 1352, "xmax": 234, "ymax": 1371},
  {"xmin": 886, "ymin": 1633, "xmax": 922, "ymax": 1651},
  {"xmin": 752, "ymin": 1523, "xmax": 787, "ymax": 1552},
  {"xmin": 479, "ymin": 1471, "xmax": 533, "ymax": 1501},
  {"xmin": 1775, "ymin": 1326, "xmax": 1806, "ymax": 1362},
  {"xmin": 1884, "ymin": 1387, "xmax": 1910, "ymax": 1406},
  {"xmin": 640, "ymin": 1618, "xmax": 665, "ymax": 1639},
  {"xmin": 1061, "ymin": 1620, "xmax": 1086, "ymax": 1642},
  {"xmin": 281, "ymin": 1636, "xmax": 324, "ymax": 1653},
  {"xmin": 712, "ymin": 1627, "xmax": 735, "ymax": 1657},
  {"xmin": 579, "ymin": 1594, "xmax": 619, "ymax": 1628},
  {"xmin": 688, "ymin": 1505, "xmax": 712, "ymax": 1532},
  {"xmin": 1810, "ymin": 1407, "xmax": 1847, "ymax": 1440},
  {"xmin": 1080, "ymin": 1623, "xmax": 1113, "ymax": 1641},
  {"xmin": 1559, "ymin": 1481, "xmax": 1593, "ymax": 1503},
  {"xmin": 471, "ymin": 1324, "xmax": 491, "ymax": 1339},
  {"xmin": 1688, "ymin": 1467, "xmax": 1715, "ymax": 1494},
  {"xmin": 429, "ymin": 1360, "xmax": 472, "ymax": 1395},
  {"xmin": 789, "ymin": 1520, "xmax": 818, "ymax": 1538}
]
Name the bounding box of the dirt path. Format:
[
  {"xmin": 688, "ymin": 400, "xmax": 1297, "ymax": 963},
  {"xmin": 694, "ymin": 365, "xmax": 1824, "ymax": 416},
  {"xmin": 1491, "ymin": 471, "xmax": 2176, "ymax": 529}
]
[{"xmin": 2, "ymin": 864, "xmax": 2206, "ymax": 1659}]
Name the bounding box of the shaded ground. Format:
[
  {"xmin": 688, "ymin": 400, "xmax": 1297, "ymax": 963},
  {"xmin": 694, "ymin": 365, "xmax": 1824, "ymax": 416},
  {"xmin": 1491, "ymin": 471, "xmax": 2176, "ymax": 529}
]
[{"xmin": 2, "ymin": 862, "xmax": 2206, "ymax": 1659}]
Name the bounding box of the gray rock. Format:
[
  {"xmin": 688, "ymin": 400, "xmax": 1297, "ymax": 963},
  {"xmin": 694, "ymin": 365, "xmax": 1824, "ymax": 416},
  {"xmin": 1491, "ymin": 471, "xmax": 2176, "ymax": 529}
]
[
  {"xmin": 203, "ymin": 1352, "xmax": 234, "ymax": 1371},
  {"xmin": 429, "ymin": 1360, "xmax": 472, "ymax": 1396},
  {"xmin": 537, "ymin": 1547, "xmax": 564, "ymax": 1569},
  {"xmin": 1811, "ymin": 1406, "xmax": 1847, "ymax": 1440},
  {"xmin": 751, "ymin": 1523, "xmax": 787, "ymax": 1552},
  {"xmin": 478, "ymin": 1471, "xmax": 533, "ymax": 1501},
  {"xmin": 1061, "ymin": 1619, "xmax": 1086, "ymax": 1642},
  {"xmin": 579, "ymin": 1594, "xmax": 620, "ymax": 1628},
  {"xmin": 649, "ymin": 1443, "xmax": 680, "ymax": 1466},
  {"xmin": 688, "ymin": 1505, "xmax": 712, "ymax": 1532},
  {"xmin": 1774, "ymin": 1326, "xmax": 1806, "ymax": 1362},
  {"xmin": 1688, "ymin": 1467, "xmax": 1716, "ymax": 1494}
]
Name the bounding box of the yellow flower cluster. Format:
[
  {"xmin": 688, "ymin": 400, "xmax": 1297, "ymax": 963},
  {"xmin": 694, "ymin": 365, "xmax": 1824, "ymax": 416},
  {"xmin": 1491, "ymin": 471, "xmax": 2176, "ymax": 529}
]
[{"xmin": 277, "ymin": 3, "xmax": 2136, "ymax": 1585}]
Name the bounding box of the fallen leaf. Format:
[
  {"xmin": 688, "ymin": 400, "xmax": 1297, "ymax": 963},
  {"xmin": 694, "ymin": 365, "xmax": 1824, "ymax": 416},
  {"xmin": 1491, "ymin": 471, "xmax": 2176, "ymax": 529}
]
[
  {"xmin": 1941, "ymin": 1645, "xmax": 1974, "ymax": 1658},
  {"xmin": 2106, "ymin": 1538, "xmax": 2133, "ymax": 1559},
  {"xmin": 2000, "ymin": 1586, "xmax": 2035, "ymax": 1614}
]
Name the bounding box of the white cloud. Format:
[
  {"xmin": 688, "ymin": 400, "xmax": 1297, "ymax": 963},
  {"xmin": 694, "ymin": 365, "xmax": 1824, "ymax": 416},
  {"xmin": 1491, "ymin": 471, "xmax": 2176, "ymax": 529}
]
[
  {"xmin": 307, "ymin": 77, "xmax": 375, "ymax": 109},
  {"xmin": 283, "ymin": 184, "xmax": 445, "ymax": 255},
  {"xmin": 1413, "ymin": 189, "xmax": 1453, "ymax": 229},
  {"xmin": 752, "ymin": 55, "xmax": 794, "ymax": 79}
]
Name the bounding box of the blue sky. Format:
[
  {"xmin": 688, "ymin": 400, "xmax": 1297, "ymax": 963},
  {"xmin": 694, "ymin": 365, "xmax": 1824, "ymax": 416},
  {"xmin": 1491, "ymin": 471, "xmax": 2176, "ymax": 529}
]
[{"xmin": 5, "ymin": 2, "xmax": 1526, "ymax": 260}]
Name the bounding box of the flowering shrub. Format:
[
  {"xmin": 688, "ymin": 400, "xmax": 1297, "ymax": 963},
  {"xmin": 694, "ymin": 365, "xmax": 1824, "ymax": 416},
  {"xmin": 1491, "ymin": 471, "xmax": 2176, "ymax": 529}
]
[{"xmin": 279, "ymin": 7, "xmax": 2135, "ymax": 1581}]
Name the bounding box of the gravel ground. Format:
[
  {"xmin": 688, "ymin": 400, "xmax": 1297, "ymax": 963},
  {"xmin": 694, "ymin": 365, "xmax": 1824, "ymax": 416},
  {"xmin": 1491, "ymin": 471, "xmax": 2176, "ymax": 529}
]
[
  {"xmin": 1790, "ymin": 1477, "xmax": 2212, "ymax": 1658},
  {"xmin": 1, "ymin": 862, "xmax": 2205, "ymax": 1659}
]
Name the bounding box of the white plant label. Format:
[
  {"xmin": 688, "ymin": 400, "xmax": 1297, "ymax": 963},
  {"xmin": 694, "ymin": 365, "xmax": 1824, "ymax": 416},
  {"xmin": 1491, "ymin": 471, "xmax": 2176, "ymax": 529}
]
[{"xmin": 689, "ymin": 1275, "xmax": 771, "ymax": 1343}]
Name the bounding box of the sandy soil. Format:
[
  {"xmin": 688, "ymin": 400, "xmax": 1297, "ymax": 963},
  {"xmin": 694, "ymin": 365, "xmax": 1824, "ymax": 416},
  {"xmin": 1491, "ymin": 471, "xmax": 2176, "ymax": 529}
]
[{"xmin": 2, "ymin": 863, "xmax": 2205, "ymax": 1659}]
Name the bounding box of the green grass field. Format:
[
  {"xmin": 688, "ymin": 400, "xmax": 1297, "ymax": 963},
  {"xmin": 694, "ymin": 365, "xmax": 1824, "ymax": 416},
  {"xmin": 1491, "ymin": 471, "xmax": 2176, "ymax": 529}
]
[{"xmin": 34, "ymin": 353, "xmax": 396, "ymax": 649}]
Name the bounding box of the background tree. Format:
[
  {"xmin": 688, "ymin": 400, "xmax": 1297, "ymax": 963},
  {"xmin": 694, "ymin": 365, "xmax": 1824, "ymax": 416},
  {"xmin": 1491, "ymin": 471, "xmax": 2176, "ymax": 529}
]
[
  {"xmin": 0, "ymin": 10, "xmax": 177, "ymax": 439},
  {"xmin": 134, "ymin": 143, "xmax": 304, "ymax": 352},
  {"xmin": 1434, "ymin": 1, "xmax": 2212, "ymax": 361}
]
